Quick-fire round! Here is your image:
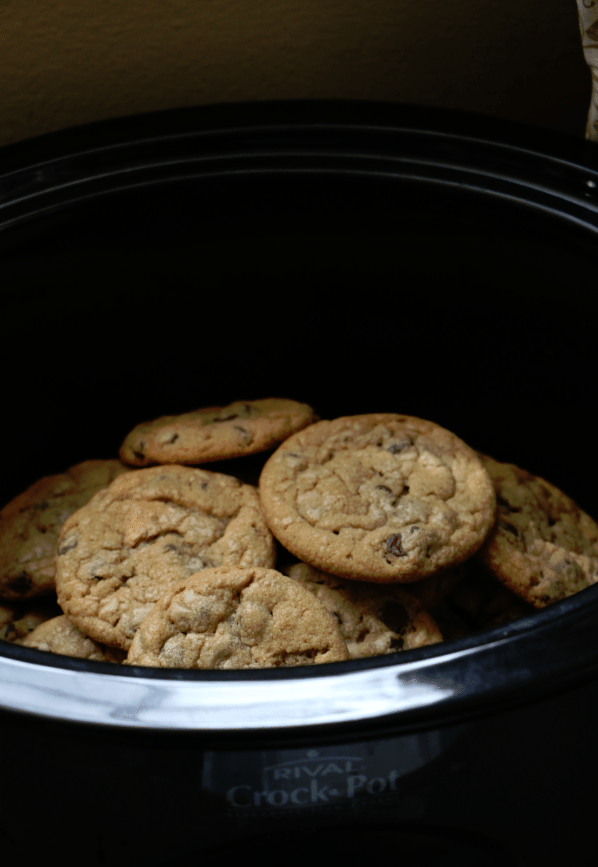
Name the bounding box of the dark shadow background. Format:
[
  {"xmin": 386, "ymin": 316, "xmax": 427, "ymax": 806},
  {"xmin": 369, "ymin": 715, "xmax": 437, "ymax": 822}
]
[{"xmin": 1, "ymin": 162, "xmax": 596, "ymax": 517}]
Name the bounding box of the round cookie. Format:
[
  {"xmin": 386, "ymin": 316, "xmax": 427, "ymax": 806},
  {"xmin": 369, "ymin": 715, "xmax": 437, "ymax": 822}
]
[
  {"xmin": 284, "ymin": 562, "xmax": 443, "ymax": 658},
  {"xmin": 21, "ymin": 615, "xmax": 126, "ymax": 663},
  {"xmin": 126, "ymin": 566, "xmax": 349, "ymax": 669},
  {"xmin": 119, "ymin": 398, "xmax": 318, "ymax": 467},
  {"xmin": 476, "ymin": 454, "xmax": 598, "ymax": 607},
  {"xmin": 258, "ymin": 414, "xmax": 496, "ymax": 583},
  {"xmin": 55, "ymin": 465, "xmax": 276, "ymax": 650},
  {"xmin": 0, "ymin": 460, "xmax": 130, "ymax": 601}
]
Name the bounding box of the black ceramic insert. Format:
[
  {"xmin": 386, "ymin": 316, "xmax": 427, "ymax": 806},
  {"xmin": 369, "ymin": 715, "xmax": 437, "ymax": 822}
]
[{"xmin": 1, "ymin": 101, "xmax": 597, "ymax": 866}]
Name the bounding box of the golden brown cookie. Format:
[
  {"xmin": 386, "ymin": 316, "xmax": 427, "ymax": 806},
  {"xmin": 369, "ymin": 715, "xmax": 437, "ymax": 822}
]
[
  {"xmin": 119, "ymin": 398, "xmax": 318, "ymax": 467},
  {"xmin": 126, "ymin": 566, "xmax": 349, "ymax": 669},
  {"xmin": 476, "ymin": 454, "xmax": 598, "ymax": 607},
  {"xmin": 0, "ymin": 460, "xmax": 130, "ymax": 601},
  {"xmin": 258, "ymin": 414, "xmax": 496, "ymax": 584},
  {"xmin": 55, "ymin": 465, "xmax": 276, "ymax": 650},
  {"xmin": 284, "ymin": 562, "xmax": 443, "ymax": 658},
  {"xmin": 20, "ymin": 615, "xmax": 126, "ymax": 662}
]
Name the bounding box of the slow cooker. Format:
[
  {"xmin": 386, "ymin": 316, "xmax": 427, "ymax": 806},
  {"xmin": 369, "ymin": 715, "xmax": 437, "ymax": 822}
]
[{"xmin": 1, "ymin": 100, "xmax": 597, "ymax": 866}]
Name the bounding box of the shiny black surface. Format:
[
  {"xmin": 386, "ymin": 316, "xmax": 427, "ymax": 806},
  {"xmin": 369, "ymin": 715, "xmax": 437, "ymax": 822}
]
[{"xmin": 1, "ymin": 100, "xmax": 598, "ymax": 864}]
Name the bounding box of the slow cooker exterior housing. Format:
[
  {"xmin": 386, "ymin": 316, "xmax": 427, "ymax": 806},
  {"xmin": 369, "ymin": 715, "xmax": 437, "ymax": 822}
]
[{"xmin": 1, "ymin": 100, "xmax": 598, "ymax": 866}]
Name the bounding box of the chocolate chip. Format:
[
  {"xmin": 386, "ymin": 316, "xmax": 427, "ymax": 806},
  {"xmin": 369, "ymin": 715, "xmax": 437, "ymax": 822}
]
[
  {"xmin": 498, "ymin": 521, "xmax": 520, "ymax": 537},
  {"xmin": 379, "ymin": 601, "xmax": 409, "ymax": 634},
  {"xmin": 553, "ymin": 558, "xmax": 582, "ymax": 579},
  {"xmin": 387, "ymin": 437, "xmax": 413, "ymax": 455},
  {"xmin": 385, "ymin": 534, "xmax": 405, "ymax": 557},
  {"xmin": 133, "ymin": 439, "xmax": 147, "ymax": 461},
  {"xmin": 377, "ymin": 486, "xmax": 403, "ymax": 507},
  {"xmin": 234, "ymin": 425, "xmax": 254, "ymax": 445},
  {"xmin": 496, "ymin": 494, "xmax": 518, "ymax": 512},
  {"xmin": 19, "ymin": 500, "xmax": 50, "ymax": 513},
  {"xmin": 8, "ymin": 573, "xmax": 32, "ymax": 595},
  {"xmin": 0, "ymin": 623, "xmax": 18, "ymax": 642},
  {"xmin": 162, "ymin": 542, "xmax": 191, "ymax": 557},
  {"xmin": 57, "ymin": 538, "xmax": 78, "ymax": 555},
  {"xmin": 165, "ymin": 433, "xmax": 179, "ymax": 445},
  {"xmin": 213, "ymin": 413, "xmax": 239, "ymax": 423}
]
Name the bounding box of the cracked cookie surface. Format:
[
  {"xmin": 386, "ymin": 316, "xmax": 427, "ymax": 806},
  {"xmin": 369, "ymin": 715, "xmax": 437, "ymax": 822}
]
[
  {"xmin": 284, "ymin": 562, "xmax": 443, "ymax": 658},
  {"xmin": 0, "ymin": 460, "xmax": 129, "ymax": 601},
  {"xmin": 476, "ymin": 454, "xmax": 598, "ymax": 607},
  {"xmin": 54, "ymin": 465, "xmax": 276, "ymax": 650},
  {"xmin": 21, "ymin": 615, "xmax": 126, "ymax": 662},
  {"xmin": 119, "ymin": 398, "xmax": 318, "ymax": 466},
  {"xmin": 126, "ymin": 566, "xmax": 349, "ymax": 668},
  {"xmin": 258, "ymin": 414, "xmax": 496, "ymax": 583}
]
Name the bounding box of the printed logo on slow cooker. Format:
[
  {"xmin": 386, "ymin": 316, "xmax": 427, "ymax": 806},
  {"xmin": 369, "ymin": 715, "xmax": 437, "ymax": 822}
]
[{"xmin": 227, "ymin": 748, "xmax": 400, "ymax": 809}]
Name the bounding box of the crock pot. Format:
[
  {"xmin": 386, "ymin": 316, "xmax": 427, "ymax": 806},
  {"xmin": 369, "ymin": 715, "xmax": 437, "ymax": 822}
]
[{"xmin": 1, "ymin": 100, "xmax": 597, "ymax": 866}]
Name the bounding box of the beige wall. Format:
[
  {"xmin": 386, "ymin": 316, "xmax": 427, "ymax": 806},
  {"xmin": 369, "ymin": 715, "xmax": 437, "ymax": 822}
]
[{"xmin": 0, "ymin": 1, "xmax": 591, "ymax": 148}]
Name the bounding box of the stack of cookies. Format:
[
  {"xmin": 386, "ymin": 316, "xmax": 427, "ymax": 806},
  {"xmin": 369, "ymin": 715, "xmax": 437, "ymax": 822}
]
[{"xmin": 1, "ymin": 398, "xmax": 597, "ymax": 670}]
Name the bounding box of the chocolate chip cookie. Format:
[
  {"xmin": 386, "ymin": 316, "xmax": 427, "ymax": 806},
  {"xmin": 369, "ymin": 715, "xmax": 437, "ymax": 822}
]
[
  {"xmin": 126, "ymin": 566, "xmax": 349, "ymax": 668},
  {"xmin": 55, "ymin": 465, "xmax": 276, "ymax": 650},
  {"xmin": 258, "ymin": 414, "xmax": 496, "ymax": 583},
  {"xmin": 476, "ymin": 454, "xmax": 598, "ymax": 607},
  {"xmin": 21, "ymin": 615, "xmax": 126, "ymax": 662},
  {"xmin": 0, "ymin": 460, "xmax": 129, "ymax": 601},
  {"xmin": 284, "ymin": 562, "xmax": 443, "ymax": 658},
  {"xmin": 119, "ymin": 398, "xmax": 318, "ymax": 467}
]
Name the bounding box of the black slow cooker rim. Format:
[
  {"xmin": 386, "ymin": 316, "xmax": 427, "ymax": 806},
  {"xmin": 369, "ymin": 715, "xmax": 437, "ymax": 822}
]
[
  {"xmin": 2, "ymin": 98, "xmax": 598, "ymax": 732},
  {"xmin": 2, "ymin": 580, "xmax": 598, "ymax": 733},
  {"xmin": 0, "ymin": 96, "xmax": 596, "ymax": 168},
  {"xmin": 1, "ymin": 98, "xmax": 598, "ymax": 239},
  {"xmin": 2, "ymin": 573, "xmax": 597, "ymax": 676}
]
